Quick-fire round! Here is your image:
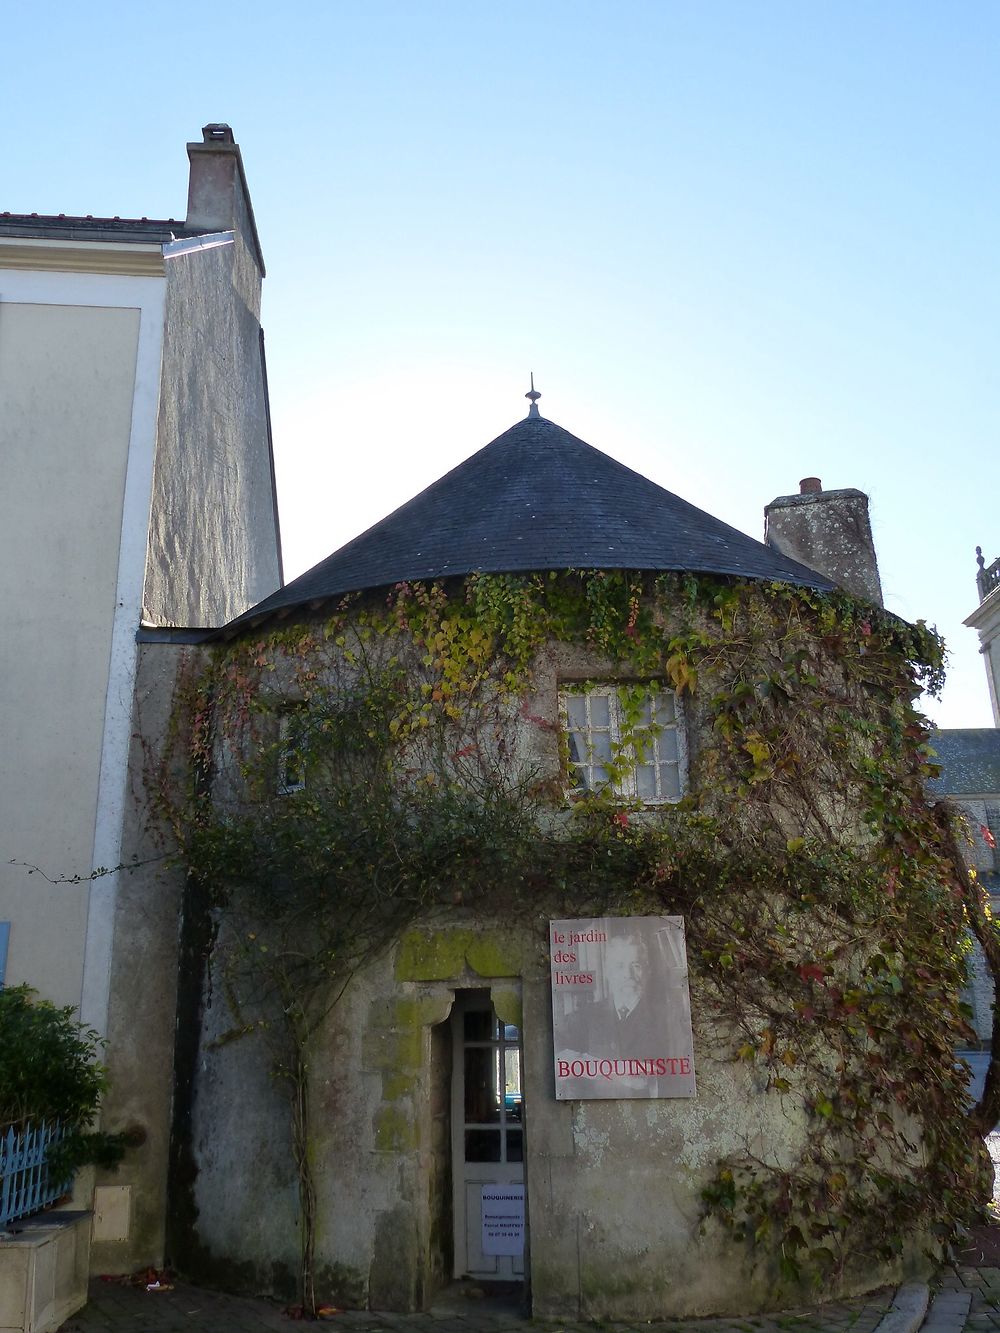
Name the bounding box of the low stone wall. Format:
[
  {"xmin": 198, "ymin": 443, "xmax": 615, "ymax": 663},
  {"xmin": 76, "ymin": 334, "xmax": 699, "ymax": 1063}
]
[{"xmin": 0, "ymin": 1211, "xmax": 91, "ymax": 1333}]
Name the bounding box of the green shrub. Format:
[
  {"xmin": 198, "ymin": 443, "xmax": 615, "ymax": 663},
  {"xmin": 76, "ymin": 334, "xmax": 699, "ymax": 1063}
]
[{"xmin": 0, "ymin": 984, "xmax": 125, "ymax": 1173}]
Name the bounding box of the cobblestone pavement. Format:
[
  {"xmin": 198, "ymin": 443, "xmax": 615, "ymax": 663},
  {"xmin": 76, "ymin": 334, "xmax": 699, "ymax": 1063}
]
[
  {"xmin": 55, "ymin": 1133, "xmax": 1000, "ymax": 1333},
  {"xmin": 58, "ymin": 1277, "xmax": 898, "ymax": 1333},
  {"xmin": 907, "ymin": 1133, "xmax": 1000, "ymax": 1331},
  {"xmin": 925, "ymin": 1266, "xmax": 1000, "ymax": 1331}
]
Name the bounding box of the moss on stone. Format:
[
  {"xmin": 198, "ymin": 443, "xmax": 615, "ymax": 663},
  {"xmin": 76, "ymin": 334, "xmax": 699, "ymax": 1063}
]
[
  {"xmin": 390, "ymin": 994, "xmax": 452, "ymax": 1028},
  {"xmin": 363, "ymin": 1024, "xmax": 425, "ymax": 1072},
  {"xmin": 466, "ymin": 933, "xmax": 521, "ymax": 978},
  {"xmin": 490, "ymin": 986, "xmax": 523, "ymax": 1028},
  {"xmin": 395, "ymin": 926, "xmax": 522, "ymax": 982},
  {"xmin": 374, "ymin": 1104, "xmax": 419, "ymax": 1152},
  {"xmin": 381, "ymin": 1071, "xmax": 414, "ymax": 1101},
  {"xmin": 395, "ymin": 928, "xmax": 475, "ymax": 981}
]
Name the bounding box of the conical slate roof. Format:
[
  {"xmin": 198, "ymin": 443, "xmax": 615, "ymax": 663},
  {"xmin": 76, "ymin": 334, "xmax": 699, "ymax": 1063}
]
[{"xmin": 226, "ymin": 413, "xmax": 833, "ymax": 633}]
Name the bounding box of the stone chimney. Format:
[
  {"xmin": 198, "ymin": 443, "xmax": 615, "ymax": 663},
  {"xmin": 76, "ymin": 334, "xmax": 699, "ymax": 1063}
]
[
  {"xmin": 764, "ymin": 478, "xmax": 883, "ymax": 606},
  {"xmin": 185, "ymin": 123, "xmax": 265, "ymax": 275}
]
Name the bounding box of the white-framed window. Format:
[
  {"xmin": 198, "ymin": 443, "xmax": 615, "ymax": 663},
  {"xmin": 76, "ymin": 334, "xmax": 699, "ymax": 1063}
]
[{"xmin": 560, "ymin": 683, "xmax": 686, "ymax": 804}]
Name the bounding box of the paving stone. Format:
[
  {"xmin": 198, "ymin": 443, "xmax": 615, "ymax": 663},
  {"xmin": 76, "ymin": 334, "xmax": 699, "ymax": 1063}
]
[{"xmin": 46, "ymin": 1279, "xmax": 925, "ymax": 1333}]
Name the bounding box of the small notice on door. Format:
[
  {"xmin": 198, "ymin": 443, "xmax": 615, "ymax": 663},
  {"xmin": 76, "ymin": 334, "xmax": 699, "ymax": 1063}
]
[{"xmin": 481, "ymin": 1185, "xmax": 524, "ymax": 1256}]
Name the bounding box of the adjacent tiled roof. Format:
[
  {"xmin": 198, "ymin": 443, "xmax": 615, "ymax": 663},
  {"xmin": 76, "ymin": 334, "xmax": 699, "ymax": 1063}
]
[
  {"xmin": 225, "ymin": 413, "xmax": 834, "ymax": 634},
  {"xmin": 0, "ymin": 214, "xmax": 207, "ymax": 244},
  {"xmin": 928, "ymin": 730, "xmax": 1000, "ymax": 796}
]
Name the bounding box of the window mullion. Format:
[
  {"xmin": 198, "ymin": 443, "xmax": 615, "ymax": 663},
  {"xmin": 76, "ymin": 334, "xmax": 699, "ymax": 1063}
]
[{"xmin": 609, "ymin": 690, "xmax": 632, "ymax": 799}]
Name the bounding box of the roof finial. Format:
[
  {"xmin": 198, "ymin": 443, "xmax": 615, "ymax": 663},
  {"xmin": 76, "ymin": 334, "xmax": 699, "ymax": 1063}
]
[{"xmin": 525, "ymin": 372, "xmax": 541, "ymax": 418}]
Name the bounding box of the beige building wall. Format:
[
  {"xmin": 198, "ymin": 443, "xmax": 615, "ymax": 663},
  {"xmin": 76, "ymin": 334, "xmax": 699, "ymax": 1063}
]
[
  {"xmin": 0, "ymin": 129, "xmax": 283, "ymax": 1275},
  {"xmin": 0, "ymin": 265, "xmax": 166, "ymax": 1012}
]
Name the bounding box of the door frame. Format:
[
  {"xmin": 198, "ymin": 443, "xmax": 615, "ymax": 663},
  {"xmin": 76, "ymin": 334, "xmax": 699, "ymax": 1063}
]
[{"xmin": 449, "ymin": 989, "xmax": 526, "ymax": 1281}]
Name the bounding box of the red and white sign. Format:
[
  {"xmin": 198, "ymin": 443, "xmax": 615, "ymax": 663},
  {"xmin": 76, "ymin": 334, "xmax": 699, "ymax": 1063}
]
[{"xmin": 550, "ymin": 916, "xmax": 696, "ymax": 1100}]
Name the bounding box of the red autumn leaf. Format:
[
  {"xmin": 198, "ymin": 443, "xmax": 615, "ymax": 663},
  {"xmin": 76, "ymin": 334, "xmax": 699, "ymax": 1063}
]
[
  {"xmin": 797, "ymin": 962, "xmax": 826, "ymax": 983},
  {"xmin": 981, "ymin": 824, "xmax": 997, "ymax": 850}
]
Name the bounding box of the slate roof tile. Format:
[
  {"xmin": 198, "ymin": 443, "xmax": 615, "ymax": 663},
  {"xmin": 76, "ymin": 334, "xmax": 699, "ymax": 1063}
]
[
  {"xmin": 225, "ymin": 413, "xmax": 835, "ymax": 634},
  {"xmin": 928, "ymin": 729, "xmax": 1000, "ymax": 797},
  {"xmin": 0, "ymin": 214, "xmax": 208, "ymax": 244}
]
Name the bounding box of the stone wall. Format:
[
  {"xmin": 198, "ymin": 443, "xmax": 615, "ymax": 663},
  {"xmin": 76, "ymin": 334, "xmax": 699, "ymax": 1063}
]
[
  {"xmin": 90, "ymin": 642, "xmax": 206, "ymax": 1274},
  {"xmin": 142, "ymin": 238, "xmax": 281, "ymax": 629},
  {"xmin": 167, "ymin": 594, "xmax": 945, "ymax": 1317}
]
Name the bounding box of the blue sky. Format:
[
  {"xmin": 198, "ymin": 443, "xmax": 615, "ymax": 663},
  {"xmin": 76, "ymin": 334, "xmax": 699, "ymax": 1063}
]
[{"xmin": 5, "ymin": 1, "xmax": 997, "ymax": 726}]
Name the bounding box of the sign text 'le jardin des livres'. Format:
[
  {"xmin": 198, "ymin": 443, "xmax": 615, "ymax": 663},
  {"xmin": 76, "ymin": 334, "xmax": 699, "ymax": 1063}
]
[{"xmin": 549, "ymin": 916, "xmax": 697, "ymax": 1100}]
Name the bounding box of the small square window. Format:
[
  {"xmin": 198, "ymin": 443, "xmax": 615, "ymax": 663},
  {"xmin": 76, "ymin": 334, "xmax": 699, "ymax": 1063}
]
[{"xmin": 560, "ymin": 683, "xmax": 686, "ymax": 804}]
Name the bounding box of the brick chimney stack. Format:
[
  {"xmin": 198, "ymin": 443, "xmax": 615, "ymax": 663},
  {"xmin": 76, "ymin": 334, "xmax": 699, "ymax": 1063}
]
[
  {"xmin": 185, "ymin": 123, "xmax": 265, "ymax": 276},
  {"xmin": 764, "ymin": 479, "xmax": 884, "ymax": 606}
]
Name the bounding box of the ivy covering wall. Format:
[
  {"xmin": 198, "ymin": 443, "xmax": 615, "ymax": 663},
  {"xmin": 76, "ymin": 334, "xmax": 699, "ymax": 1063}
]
[{"xmin": 156, "ymin": 570, "xmax": 996, "ymax": 1310}]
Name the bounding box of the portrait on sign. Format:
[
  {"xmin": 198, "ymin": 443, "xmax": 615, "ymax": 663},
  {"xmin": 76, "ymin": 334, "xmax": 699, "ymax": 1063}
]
[{"xmin": 549, "ymin": 916, "xmax": 696, "ymax": 1100}]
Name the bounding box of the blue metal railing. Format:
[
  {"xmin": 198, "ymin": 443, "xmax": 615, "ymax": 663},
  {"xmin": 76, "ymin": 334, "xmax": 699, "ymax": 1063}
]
[{"xmin": 0, "ymin": 1121, "xmax": 71, "ymax": 1228}]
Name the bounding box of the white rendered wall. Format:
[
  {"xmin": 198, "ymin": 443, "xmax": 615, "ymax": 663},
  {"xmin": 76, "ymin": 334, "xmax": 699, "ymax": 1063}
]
[
  {"xmin": 0, "ymin": 270, "xmax": 165, "ymax": 1013},
  {"xmin": 966, "ymin": 591, "xmax": 1000, "ymax": 728}
]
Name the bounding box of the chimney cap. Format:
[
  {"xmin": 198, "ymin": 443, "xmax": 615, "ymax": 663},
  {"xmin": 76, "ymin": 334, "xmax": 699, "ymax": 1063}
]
[
  {"xmin": 185, "ymin": 124, "xmax": 265, "ymax": 275},
  {"xmin": 799, "ymin": 477, "xmax": 822, "ymax": 494},
  {"xmin": 202, "ymin": 123, "xmax": 235, "ymax": 145}
]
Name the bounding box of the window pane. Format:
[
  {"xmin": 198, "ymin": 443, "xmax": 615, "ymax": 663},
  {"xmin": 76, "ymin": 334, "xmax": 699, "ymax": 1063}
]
[
  {"xmin": 653, "ymin": 691, "xmax": 676, "ymax": 723},
  {"xmin": 590, "ymin": 694, "xmax": 611, "ymax": 728},
  {"xmin": 504, "ymin": 1047, "xmax": 522, "ymax": 1098},
  {"xmin": 506, "ymin": 1130, "xmax": 524, "ymax": 1163},
  {"xmin": 660, "ymin": 764, "xmax": 681, "ymax": 799},
  {"xmin": 278, "ymin": 714, "xmax": 306, "ymax": 792},
  {"xmin": 464, "ymin": 1010, "xmax": 496, "ymax": 1042},
  {"xmin": 635, "ymin": 696, "xmax": 653, "ymax": 726},
  {"xmin": 631, "ymin": 726, "xmax": 652, "ymax": 762},
  {"xmin": 567, "ymin": 731, "xmax": 585, "ymax": 765},
  {"xmin": 465, "ymin": 1048, "xmax": 501, "ymax": 1123},
  {"xmin": 659, "ymin": 728, "xmax": 679, "ymax": 763},
  {"xmin": 592, "ymin": 766, "xmax": 610, "ymax": 787},
  {"xmin": 591, "ymin": 732, "xmax": 613, "ymax": 763},
  {"xmin": 565, "ymin": 695, "xmax": 587, "ymax": 727},
  {"xmin": 465, "ymin": 1129, "xmax": 502, "ymax": 1162},
  {"xmin": 636, "ymin": 765, "xmax": 656, "ymax": 799}
]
